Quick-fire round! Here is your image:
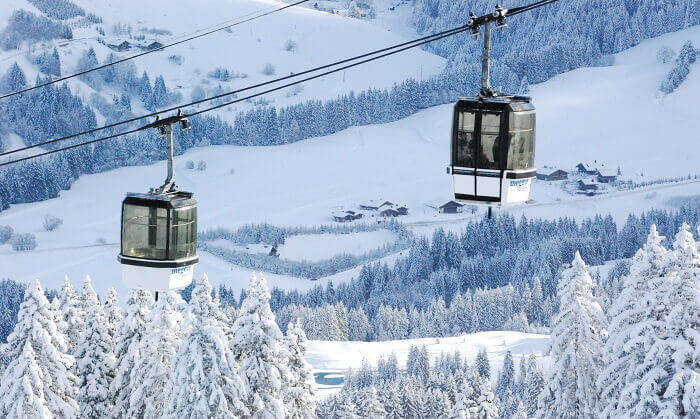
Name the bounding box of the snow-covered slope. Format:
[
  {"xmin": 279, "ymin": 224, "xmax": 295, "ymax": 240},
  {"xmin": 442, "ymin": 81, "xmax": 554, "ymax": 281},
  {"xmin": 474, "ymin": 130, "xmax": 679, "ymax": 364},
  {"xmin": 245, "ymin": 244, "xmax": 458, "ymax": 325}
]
[
  {"xmin": 0, "ymin": 0, "xmax": 445, "ymax": 122},
  {"xmin": 1, "ymin": 26, "xmax": 699, "ymax": 296},
  {"xmin": 306, "ymin": 331, "xmax": 550, "ymax": 396}
]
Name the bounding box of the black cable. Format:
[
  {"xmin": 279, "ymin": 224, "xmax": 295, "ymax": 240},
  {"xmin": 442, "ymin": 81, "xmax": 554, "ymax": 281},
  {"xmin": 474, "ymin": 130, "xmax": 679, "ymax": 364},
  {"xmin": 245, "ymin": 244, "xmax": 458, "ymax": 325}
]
[
  {"xmin": 0, "ymin": 127, "xmax": 144, "ymax": 167},
  {"xmin": 189, "ymin": 26, "xmax": 470, "ymax": 117},
  {"xmin": 0, "ymin": 0, "xmax": 310, "ymax": 101},
  {"xmin": 0, "ymin": 25, "xmax": 470, "ymax": 168},
  {"xmin": 507, "ymin": 0, "xmax": 558, "ymax": 16},
  {"xmin": 0, "ymin": 24, "xmax": 469, "ymax": 157}
]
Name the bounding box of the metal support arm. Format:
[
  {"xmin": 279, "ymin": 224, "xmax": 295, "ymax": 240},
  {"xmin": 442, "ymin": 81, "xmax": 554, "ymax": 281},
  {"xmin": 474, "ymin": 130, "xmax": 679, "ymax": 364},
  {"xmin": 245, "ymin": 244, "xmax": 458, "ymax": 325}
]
[{"xmin": 146, "ymin": 110, "xmax": 191, "ymax": 195}]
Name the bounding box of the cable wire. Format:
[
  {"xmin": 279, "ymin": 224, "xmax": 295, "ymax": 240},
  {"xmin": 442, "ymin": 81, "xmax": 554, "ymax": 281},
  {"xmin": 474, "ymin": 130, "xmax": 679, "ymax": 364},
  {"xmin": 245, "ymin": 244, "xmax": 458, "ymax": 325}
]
[
  {"xmin": 0, "ymin": 24, "xmax": 469, "ymax": 157},
  {"xmin": 0, "ymin": 0, "xmax": 309, "ymax": 101},
  {"xmin": 0, "ymin": 25, "xmax": 470, "ymax": 168}
]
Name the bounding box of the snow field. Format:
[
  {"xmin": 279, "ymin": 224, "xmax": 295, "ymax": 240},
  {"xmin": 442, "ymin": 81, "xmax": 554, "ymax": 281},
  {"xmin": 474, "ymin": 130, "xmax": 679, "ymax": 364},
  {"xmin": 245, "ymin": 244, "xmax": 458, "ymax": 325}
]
[{"xmin": 306, "ymin": 331, "xmax": 550, "ymax": 396}]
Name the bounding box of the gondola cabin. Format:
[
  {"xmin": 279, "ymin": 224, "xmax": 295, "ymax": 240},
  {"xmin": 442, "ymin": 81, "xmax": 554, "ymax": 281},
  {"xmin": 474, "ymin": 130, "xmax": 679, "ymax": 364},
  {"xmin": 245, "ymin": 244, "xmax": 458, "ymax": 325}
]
[
  {"xmin": 447, "ymin": 95, "xmax": 536, "ymax": 205},
  {"xmin": 118, "ymin": 192, "xmax": 198, "ymax": 291}
]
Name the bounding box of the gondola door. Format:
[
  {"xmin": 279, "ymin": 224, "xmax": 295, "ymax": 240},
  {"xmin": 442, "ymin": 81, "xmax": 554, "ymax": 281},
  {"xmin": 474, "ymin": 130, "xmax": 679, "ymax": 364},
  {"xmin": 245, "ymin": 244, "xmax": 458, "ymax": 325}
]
[
  {"xmin": 474, "ymin": 111, "xmax": 502, "ymax": 202},
  {"xmin": 452, "ymin": 109, "xmax": 477, "ymax": 201}
]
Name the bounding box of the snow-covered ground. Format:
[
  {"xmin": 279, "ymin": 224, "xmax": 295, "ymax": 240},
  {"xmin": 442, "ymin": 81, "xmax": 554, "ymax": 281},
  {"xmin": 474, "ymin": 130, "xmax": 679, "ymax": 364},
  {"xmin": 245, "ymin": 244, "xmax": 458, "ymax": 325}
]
[
  {"xmin": 0, "ymin": 26, "xmax": 698, "ymax": 297},
  {"xmin": 278, "ymin": 230, "xmax": 397, "ymax": 262},
  {"xmin": 0, "ymin": 0, "xmax": 445, "ymax": 123},
  {"xmin": 306, "ymin": 331, "xmax": 550, "ymax": 396}
]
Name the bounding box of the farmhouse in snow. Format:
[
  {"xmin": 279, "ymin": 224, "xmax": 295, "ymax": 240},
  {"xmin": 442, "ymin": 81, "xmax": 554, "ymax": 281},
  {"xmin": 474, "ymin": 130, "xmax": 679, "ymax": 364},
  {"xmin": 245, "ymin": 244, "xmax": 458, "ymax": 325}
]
[
  {"xmin": 577, "ymin": 179, "xmax": 599, "ymax": 191},
  {"xmin": 536, "ymin": 168, "xmax": 568, "ymax": 181},
  {"xmin": 439, "ymin": 201, "xmax": 464, "ymax": 214}
]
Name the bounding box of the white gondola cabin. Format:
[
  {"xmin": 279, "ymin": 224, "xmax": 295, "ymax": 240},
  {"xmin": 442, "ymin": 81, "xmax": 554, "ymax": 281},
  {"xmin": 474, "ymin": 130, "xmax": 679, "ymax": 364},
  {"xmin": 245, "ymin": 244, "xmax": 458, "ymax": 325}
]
[{"xmin": 447, "ymin": 96, "xmax": 536, "ymax": 205}]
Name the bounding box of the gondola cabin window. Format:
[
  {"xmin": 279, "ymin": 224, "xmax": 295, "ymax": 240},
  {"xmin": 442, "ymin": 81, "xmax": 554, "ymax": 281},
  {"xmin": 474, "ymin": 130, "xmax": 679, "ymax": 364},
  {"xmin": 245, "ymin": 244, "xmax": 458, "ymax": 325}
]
[
  {"xmin": 456, "ymin": 111, "xmax": 475, "ymax": 167},
  {"xmin": 479, "ymin": 113, "xmax": 501, "ymax": 170},
  {"xmin": 122, "ymin": 205, "xmax": 168, "ymax": 259},
  {"xmin": 507, "ymin": 111, "xmax": 535, "ymax": 170},
  {"xmin": 169, "ymin": 206, "xmax": 197, "ymax": 259}
]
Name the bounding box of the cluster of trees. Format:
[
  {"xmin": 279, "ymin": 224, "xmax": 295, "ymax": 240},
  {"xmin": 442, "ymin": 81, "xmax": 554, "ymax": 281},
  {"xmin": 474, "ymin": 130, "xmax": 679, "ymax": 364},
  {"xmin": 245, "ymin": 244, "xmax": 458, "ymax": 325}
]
[
  {"xmin": 0, "ymin": 10, "xmax": 73, "ymax": 50},
  {"xmin": 320, "ymin": 347, "xmax": 544, "ymax": 418},
  {"xmin": 276, "ymin": 281, "xmax": 552, "ymax": 342},
  {"xmin": 538, "ymin": 223, "xmax": 699, "ymax": 417},
  {"xmin": 26, "ymin": 0, "xmax": 85, "ymax": 20},
  {"xmin": 411, "ymin": 0, "xmax": 698, "ymax": 88},
  {"xmin": 660, "ymin": 40, "xmax": 697, "ymax": 94},
  {"xmin": 199, "ymin": 220, "xmax": 403, "ymax": 247},
  {"xmin": 0, "ymin": 273, "xmax": 316, "ymax": 418},
  {"xmin": 200, "ymin": 221, "xmax": 412, "ymax": 280},
  {"xmin": 29, "ymin": 48, "xmax": 62, "ymax": 77},
  {"xmin": 205, "ymin": 207, "xmax": 696, "ymax": 342}
]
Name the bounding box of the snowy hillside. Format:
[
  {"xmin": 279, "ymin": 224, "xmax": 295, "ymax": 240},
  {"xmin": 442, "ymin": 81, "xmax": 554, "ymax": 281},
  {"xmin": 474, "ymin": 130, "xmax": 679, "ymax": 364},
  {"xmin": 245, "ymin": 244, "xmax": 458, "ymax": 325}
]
[
  {"xmin": 307, "ymin": 331, "xmax": 550, "ymax": 396},
  {"xmin": 0, "ymin": 25, "xmax": 699, "ymax": 296},
  {"xmin": 0, "ymin": 0, "xmax": 444, "ymax": 124}
]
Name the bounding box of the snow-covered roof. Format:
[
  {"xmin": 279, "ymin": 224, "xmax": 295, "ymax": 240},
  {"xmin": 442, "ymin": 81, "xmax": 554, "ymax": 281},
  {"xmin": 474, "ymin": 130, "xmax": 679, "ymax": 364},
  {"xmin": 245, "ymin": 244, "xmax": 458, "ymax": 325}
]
[
  {"xmin": 598, "ymin": 168, "xmax": 617, "ymax": 177},
  {"xmin": 538, "ymin": 167, "xmax": 567, "ymax": 176}
]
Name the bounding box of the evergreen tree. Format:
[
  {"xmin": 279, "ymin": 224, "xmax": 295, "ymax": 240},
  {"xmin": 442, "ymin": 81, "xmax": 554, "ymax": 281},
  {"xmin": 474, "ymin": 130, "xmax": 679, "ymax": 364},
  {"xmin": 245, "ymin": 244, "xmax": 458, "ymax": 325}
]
[
  {"xmin": 475, "ymin": 349, "xmax": 490, "ymax": 378},
  {"xmin": 58, "ymin": 276, "xmax": 84, "ymax": 355},
  {"xmin": 633, "ymin": 223, "xmax": 699, "ymax": 417},
  {"xmin": 111, "ymin": 288, "xmax": 153, "ymax": 417},
  {"xmin": 357, "ymin": 386, "xmax": 386, "ymax": 417},
  {"xmin": 382, "ymin": 383, "xmax": 404, "ymax": 419},
  {"xmin": 231, "ymin": 273, "xmax": 290, "ymax": 418},
  {"xmin": 138, "ymin": 72, "xmax": 153, "ymax": 110},
  {"xmin": 524, "ymin": 355, "xmax": 545, "ymax": 416},
  {"xmin": 283, "ymin": 319, "xmax": 316, "ymax": 418},
  {"xmin": 332, "ymin": 393, "xmax": 359, "ymax": 419},
  {"xmin": 0, "ymin": 279, "xmax": 79, "ymax": 417},
  {"xmin": 0, "ymin": 62, "xmax": 26, "ymax": 94},
  {"xmin": 103, "ymin": 287, "xmax": 122, "ymax": 346},
  {"xmin": 165, "ymin": 275, "xmax": 248, "ymax": 417},
  {"xmin": 76, "ymin": 276, "xmax": 115, "ymax": 418},
  {"xmin": 474, "ymin": 376, "xmax": 498, "ymax": 419},
  {"xmin": 152, "ymin": 75, "xmax": 168, "ymax": 108},
  {"xmin": 598, "ymin": 225, "xmax": 670, "ymax": 417},
  {"xmin": 513, "ymin": 400, "xmax": 528, "ymax": 419},
  {"xmin": 128, "ymin": 291, "xmax": 184, "ymax": 418},
  {"xmin": 0, "ymin": 342, "xmax": 52, "ymax": 417},
  {"xmin": 496, "ymin": 350, "xmax": 515, "ymax": 397},
  {"xmin": 537, "ymin": 252, "xmax": 607, "ymax": 418}
]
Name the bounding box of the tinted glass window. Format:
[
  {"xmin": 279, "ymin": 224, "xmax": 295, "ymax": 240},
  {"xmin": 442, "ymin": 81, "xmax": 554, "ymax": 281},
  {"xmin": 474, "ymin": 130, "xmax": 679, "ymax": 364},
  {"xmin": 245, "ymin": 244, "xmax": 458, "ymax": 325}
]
[
  {"xmin": 122, "ymin": 204, "xmax": 167, "ymax": 259},
  {"xmin": 507, "ymin": 111, "xmax": 536, "ymax": 170},
  {"xmin": 169, "ymin": 206, "xmax": 197, "ymax": 259},
  {"xmin": 479, "ymin": 113, "xmax": 501, "ymax": 170},
  {"xmin": 455, "ymin": 111, "xmax": 475, "ymax": 167}
]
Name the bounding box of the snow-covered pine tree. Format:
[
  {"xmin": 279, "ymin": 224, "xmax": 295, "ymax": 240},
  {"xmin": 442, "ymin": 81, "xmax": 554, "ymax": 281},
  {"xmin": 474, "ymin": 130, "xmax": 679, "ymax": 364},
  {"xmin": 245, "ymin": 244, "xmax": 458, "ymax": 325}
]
[
  {"xmin": 452, "ymin": 380, "xmax": 477, "ymax": 419},
  {"xmin": 111, "ymin": 288, "xmax": 153, "ymax": 417},
  {"xmin": 164, "ymin": 275, "xmax": 248, "ymax": 417},
  {"xmin": 58, "ymin": 276, "xmax": 85, "ymax": 354},
  {"xmin": 598, "ymin": 224, "xmax": 669, "ymax": 417},
  {"xmin": 231, "ymin": 273, "xmax": 290, "ymax": 418},
  {"xmin": 513, "ymin": 400, "xmax": 528, "ymax": 419},
  {"xmin": 475, "ymin": 348, "xmax": 490, "ymax": 378},
  {"xmin": 0, "ymin": 279, "xmax": 79, "ymax": 417},
  {"xmin": 496, "ymin": 350, "xmax": 515, "ymax": 397},
  {"xmin": 358, "ymin": 386, "xmax": 387, "ymax": 417},
  {"xmin": 474, "ymin": 376, "xmax": 499, "ymax": 419},
  {"xmin": 381, "ymin": 383, "xmax": 403, "ymax": 419},
  {"xmin": 283, "ymin": 319, "xmax": 316, "ymax": 418},
  {"xmin": 128, "ymin": 291, "xmax": 184, "ymax": 418},
  {"xmin": 0, "ymin": 342, "xmax": 52, "ymax": 417},
  {"xmin": 103, "ymin": 287, "xmax": 122, "ymax": 345},
  {"xmin": 524, "ymin": 354, "xmax": 544, "ymax": 416},
  {"xmin": 76, "ymin": 276, "xmax": 116, "ymax": 418},
  {"xmin": 537, "ymin": 251, "xmax": 608, "ymax": 418},
  {"xmin": 332, "ymin": 393, "xmax": 359, "ymax": 419},
  {"xmin": 632, "ymin": 223, "xmax": 699, "ymax": 417}
]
